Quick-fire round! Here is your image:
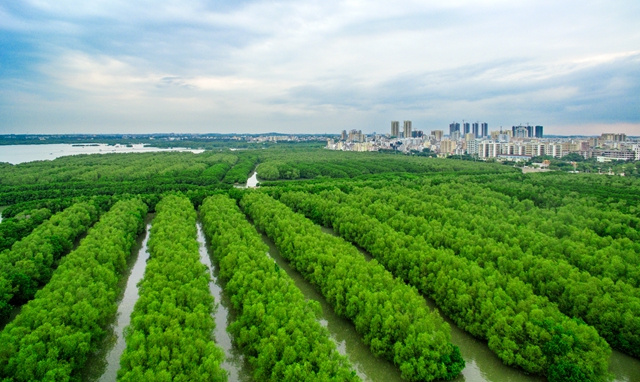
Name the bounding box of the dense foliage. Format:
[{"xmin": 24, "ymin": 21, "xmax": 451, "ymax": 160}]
[
  {"xmin": 222, "ymin": 153, "xmax": 259, "ymax": 184},
  {"xmin": 0, "ymin": 198, "xmax": 147, "ymax": 381},
  {"xmin": 118, "ymin": 195, "xmax": 226, "ymax": 382},
  {"xmin": 200, "ymin": 195, "xmax": 358, "ymax": 381},
  {"xmin": 334, "ymin": 184, "xmax": 640, "ymax": 356},
  {"xmin": 0, "ymin": 208, "xmax": 52, "ymax": 252},
  {"xmin": 0, "ymin": 202, "xmax": 99, "ymax": 318},
  {"xmin": 241, "ymin": 192, "xmax": 464, "ymax": 382},
  {"xmin": 256, "ymin": 150, "xmax": 515, "ymax": 181},
  {"xmin": 0, "ymin": 152, "xmax": 238, "ymax": 208},
  {"xmin": 279, "ymin": 190, "xmax": 612, "ymax": 381}
]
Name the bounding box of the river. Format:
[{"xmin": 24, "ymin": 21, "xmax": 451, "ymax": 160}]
[
  {"xmin": 82, "ymin": 217, "xmax": 152, "ymax": 382},
  {"xmin": 0, "ymin": 143, "xmax": 203, "ymax": 165}
]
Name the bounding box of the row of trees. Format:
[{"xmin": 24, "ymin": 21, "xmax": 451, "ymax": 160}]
[
  {"xmin": 0, "ymin": 198, "xmax": 147, "ymax": 381},
  {"xmin": 331, "ymin": 186, "xmax": 640, "ymax": 357},
  {"xmin": 346, "ymin": 182, "xmax": 640, "ymax": 288},
  {"xmin": 278, "ymin": 191, "xmax": 612, "ymax": 382},
  {"xmin": 0, "ymin": 151, "xmax": 237, "ymax": 186},
  {"xmin": 0, "ymin": 208, "xmax": 52, "ymax": 252},
  {"xmin": 222, "ymin": 154, "xmax": 259, "ymax": 184},
  {"xmin": 118, "ymin": 195, "xmax": 226, "ymax": 381},
  {"xmin": 0, "ymin": 202, "xmax": 99, "ymax": 318},
  {"xmin": 256, "ymin": 151, "xmax": 514, "ymax": 181},
  {"xmin": 340, "ymin": 181, "xmax": 640, "ymax": 288},
  {"xmin": 200, "ymin": 195, "xmax": 358, "ymax": 381},
  {"xmin": 403, "ymin": 180, "xmax": 639, "ymax": 250},
  {"xmin": 240, "ymin": 192, "xmax": 465, "ymax": 382}
]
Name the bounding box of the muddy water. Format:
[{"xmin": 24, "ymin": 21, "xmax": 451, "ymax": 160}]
[
  {"xmin": 320, "ymin": 227, "xmax": 542, "ymax": 381},
  {"xmin": 321, "ymin": 225, "xmax": 640, "ymax": 382},
  {"xmin": 83, "ymin": 217, "xmax": 152, "ymax": 382},
  {"xmin": 259, "ymin": 230, "xmax": 404, "ymax": 382},
  {"xmin": 196, "ymin": 222, "xmax": 253, "ymax": 382}
]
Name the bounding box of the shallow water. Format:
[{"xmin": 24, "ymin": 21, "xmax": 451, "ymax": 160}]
[
  {"xmin": 246, "ymin": 171, "xmax": 259, "ymax": 188},
  {"xmin": 83, "ymin": 217, "xmax": 152, "ymax": 382},
  {"xmin": 259, "ymin": 230, "xmax": 404, "ymax": 382},
  {"xmin": 320, "ymin": 225, "xmax": 640, "ymax": 382},
  {"xmin": 320, "ymin": 226, "xmax": 544, "ymax": 382},
  {"xmin": 196, "ymin": 221, "xmax": 253, "ymax": 382}
]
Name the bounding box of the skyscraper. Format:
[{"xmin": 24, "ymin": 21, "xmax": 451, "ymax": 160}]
[
  {"xmin": 526, "ymin": 125, "xmax": 534, "ymax": 138},
  {"xmin": 481, "ymin": 123, "xmax": 488, "ymax": 137},
  {"xmin": 403, "ymin": 121, "xmax": 412, "ymax": 139},
  {"xmin": 535, "ymin": 125, "xmax": 544, "ymax": 138},
  {"xmin": 463, "ymin": 122, "xmax": 470, "ymax": 135},
  {"xmin": 449, "ymin": 122, "xmax": 460, "ymax": 136},
  {"xmin": 472, "ymin": 122, "xmax": 479, "ymax": 137},
  {"xmin": 431, "ymin": 130, "xmax": 444, "ymax": 141},
  {"xmin": 391, "ymin": 121, "xmax": 400, "ymax": 137}
]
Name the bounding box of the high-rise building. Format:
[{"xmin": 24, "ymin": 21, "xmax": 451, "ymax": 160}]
[
  {"xmin": 527, "ymin": 125, "xmax": 534, "ymax": 138},
  {"xmin": 535, "ymin": 126, "xmax": 543, "ymax": 138},
  {"xmin": 341, "ymin": 130, "xmax": 347, "ymax": 140},
  {"xmin": 412, "ymin": 130, "xmax": 423, "ymax": 138},
  {"xmin": 472, "ymin": 122, "xmax": 479, "ymax": 137},
  {"xmin": 348, "ymin": 129, "xmax": 364, "ymax": 142},
  {"xmin": 403, "ymin": 121, "xmax": 412, "ymax": 139},
  {"xmin": 449, "ymin": 122, "xmax": 460, "ymax": 136},
  {"xmin": 431, "ymin": 130, "xmax": 444, "ymax": 141},
  {"xmin": 513, "ymin": 126, "xmax": 529, "ymax": 138},
  {"xmin": 466, "ymin": 138, "xmax": 478, "ymax": 155},
  {"xmin": 391, "ymin": 121, "xmax": 400, "ymax": 137},
  {"xmin": 463, "ymin": 122, "xmax": 471, "ymax": 135},
  {"xmin": 481, "ymin": 123, "xmax": 488, "ymax": 138}
]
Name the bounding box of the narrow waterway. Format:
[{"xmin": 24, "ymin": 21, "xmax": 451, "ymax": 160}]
[
  {"xmin": 320, "ymin": 226, "xmax": 545, "ymax": 382},
  {"xmin": 196, "ymin": 221, "xmax": 253, "ymax": 382},
  {"xmin": 321, "ymin": 225, "xmax": 640, "ymax": 382},
  {"xmin": 259, "ymin": 230, "xmax": 404, "ymax": 382},
  {"xmin": 83, "ymin": 216, "xmax": 152, "ymax": 382},
  {"xmin": 232, "ymin": 170, "xmax": 259, "ymax": 189},
  {"xmin": 246, "ymin": 171, "xmax": 259, "ymax": 188}
]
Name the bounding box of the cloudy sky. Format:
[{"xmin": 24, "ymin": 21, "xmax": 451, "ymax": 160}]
[{"xmin": 1, "ymin": 0, "xmax": 639, "ymax": 135}]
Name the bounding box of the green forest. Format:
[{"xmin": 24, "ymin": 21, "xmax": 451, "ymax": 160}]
[{"xmin": 0, "ymin": 145, "xmax": 639, "ymax": 382}]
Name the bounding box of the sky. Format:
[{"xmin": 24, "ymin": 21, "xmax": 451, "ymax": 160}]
[{"xmin": 1, "ymin": 0, "xmax": 639, "ymax": 136}]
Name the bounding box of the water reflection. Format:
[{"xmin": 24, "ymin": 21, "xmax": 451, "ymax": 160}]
[
  {"xmin": 320, "ymin": 225, "xmax": 544, "ymax": 382},
  {"xmin": 259, "ymin": 231, "xmax": 404, "ymax": 382},
  {"xmin": 83, "ymin": 217, "xmax": 152, "ymax": 382},
  {"xmin": 196, "ymin": 221, "xmax": 253, "ymax": 382}
]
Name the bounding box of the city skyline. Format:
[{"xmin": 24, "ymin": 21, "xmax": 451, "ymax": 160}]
[{"xmin": 1, "ymin": 1, "xmax": 639, "ymax": 135}]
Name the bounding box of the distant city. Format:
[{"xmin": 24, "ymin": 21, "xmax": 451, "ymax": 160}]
[
  {"xmin": 326, "ymin": 121, "xmax": 640, "ymax": 163},
  {"xmin": 1, "ymin": 128, "xmax": 638, "ymax": 164}
]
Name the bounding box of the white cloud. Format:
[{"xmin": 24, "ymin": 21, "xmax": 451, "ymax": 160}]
[{"xmin": 0, "ymin": 0, "xmax": 639, "ymax": 134}]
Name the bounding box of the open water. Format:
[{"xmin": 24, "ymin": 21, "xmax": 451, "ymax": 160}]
[{"xmin": 0, "ymin": 143, "xmax": 203, "ymax": 164}]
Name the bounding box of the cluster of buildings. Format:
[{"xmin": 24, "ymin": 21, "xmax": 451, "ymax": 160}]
[{"xmin": 326, "ymin": 121, "xmax": 640, "ymax": 162}]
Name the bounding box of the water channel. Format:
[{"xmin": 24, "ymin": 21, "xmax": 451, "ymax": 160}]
[
  {"xmin": 318, "ymin": 226, "xmax": 640, "ymax": 382},
  {"xmin": 83, "ymin": 216, "xmax": 153, "ymax": 381},
  {"xmin": 196, "ymin": 221, "xmax": 253, "ymax": 381},
  {"xmin": 259, "ymin": 228, "xmax": 403, "ymax": 381}
]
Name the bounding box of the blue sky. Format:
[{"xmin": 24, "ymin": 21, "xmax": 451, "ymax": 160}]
[{"xmin": 0, "ymin": 0, "xmax": 639, "ymax": 135}]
